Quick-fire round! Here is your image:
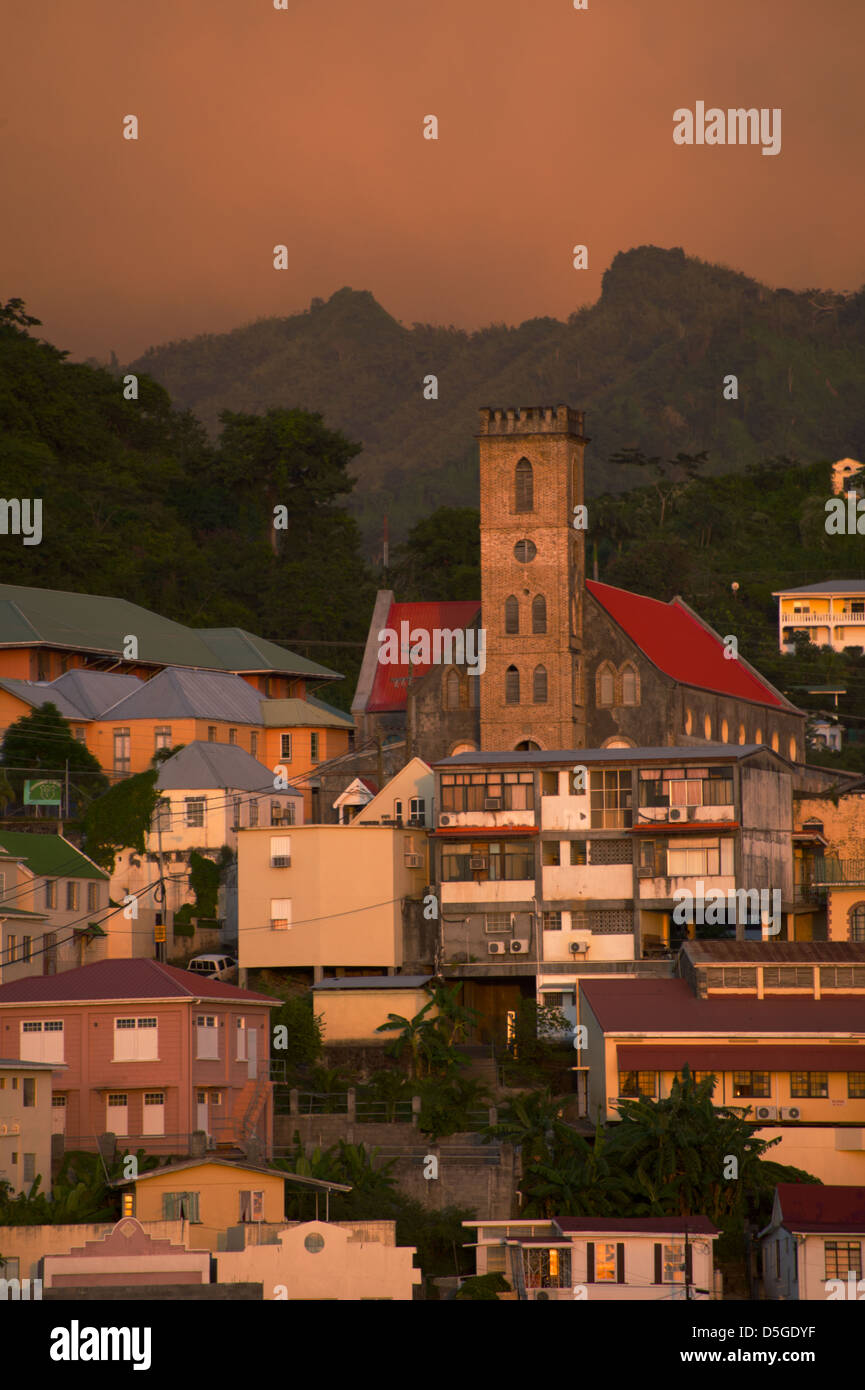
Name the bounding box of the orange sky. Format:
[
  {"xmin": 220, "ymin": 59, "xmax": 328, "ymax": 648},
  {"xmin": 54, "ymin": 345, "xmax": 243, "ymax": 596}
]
[{"xmin": 4, "ymin": 0, "xmax": 864, "ymax": 361}]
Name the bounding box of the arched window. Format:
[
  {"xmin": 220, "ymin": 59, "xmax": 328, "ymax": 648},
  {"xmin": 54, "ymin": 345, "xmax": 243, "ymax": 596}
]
[
  {"xmin": 771, "ymin": 731, "xmax": 780, "ymax": 752},
  {"xmin": 515, "ymin": 739, "xmax": 541, "ymax": 751},
  {"xmin": 703, "ymin": 714, "xmax": 712, "ymax": 739},
  {"xmin": 684, "ymin": 707, "xmax": 693, "ymax": 734},
  {"xmin": 738, "ymin": 723, "xmax": 746, "ymax": 744},
  {"xmin": 620, "ymin": 663, "xmax": 639, "ymax": 706},
  {"xmin": 450, "ymin": 741, "xmax": 478, "ymax": 755},
  {"xmin": 596, "ymin": 663, "xmax": 615, "ymax": 706},
  {"xmin": 505, "ymin": 665, "xmax": 520, "ymax": 704},
  {"xmin": 515, "ymin": 458, "xmax": 533, "ymax": 512},
  {"xmin": 445, "ymin": 670, "xmax": 461, "ymax": 710},
  {"xmin": 514, "ymin": 539, "xmax": 537, "ymax": 563},
  {"xmin": 532, "ymin": 594, "xmax": 547, "ymax": 634},
  {"xmin": 602, "ymin": 737, "xmax": 634, "ymax": 748},
  {"xmin": 755, "ymin": 727, "xmax": 763, "ymax": 745},
  {"xmin": 505, "ymin": 595, "xmax": 519, "ymax": 634},
  {"xmin": 533, "ymin": 665, "xmax": 548, "ymax": 703},
  {"xmin": 573, "ymin": 657, "xmax": 583, "ymax": 706},
  {"xmin": 849, "ymin": 904, "xmax": 865, "ymax": 942},
  {"xmin": 469, "ymin": 674, "xmax": 480, "ymax": 707},
  {"xmin": 721, "ymin": 718, "xmax": 729, "ymax": 742},
  {"xmin": 789, "ymin": 737, "xmax": 797, "ymax": 761}
]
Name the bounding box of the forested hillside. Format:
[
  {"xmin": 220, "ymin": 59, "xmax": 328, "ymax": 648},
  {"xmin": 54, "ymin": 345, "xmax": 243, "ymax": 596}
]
[{"xmin": 127, "ymin": 246, "xmax": 865, "ymax": 543}]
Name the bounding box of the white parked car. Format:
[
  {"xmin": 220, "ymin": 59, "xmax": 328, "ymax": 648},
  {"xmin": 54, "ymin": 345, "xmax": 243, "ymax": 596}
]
[{"xmin": 187, "ymin": 954, "xmax": 238, "ymax": 981}]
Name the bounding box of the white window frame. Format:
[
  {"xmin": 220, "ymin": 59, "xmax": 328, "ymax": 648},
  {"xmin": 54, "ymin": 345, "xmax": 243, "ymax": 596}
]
[
  {"xmin": 270, "ymin": 899, "xmax": 292, "ymax": 931},
  {"xmin": 195, "ymin": 1014, "xmax": 219, "ymax": 1060}
]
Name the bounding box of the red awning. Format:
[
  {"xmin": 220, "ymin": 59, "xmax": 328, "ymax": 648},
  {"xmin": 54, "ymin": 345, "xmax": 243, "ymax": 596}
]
[
  {"xmin": 617, "ymin": 1044, "xmax": 865, "ymax": 1070},
  {"xmin": 628, "ymin": 822, "xmax": 739, "ymax": 835},
  {"xmin": 432, "ymin": 826, "xmax": 538, "ymax": 838}
]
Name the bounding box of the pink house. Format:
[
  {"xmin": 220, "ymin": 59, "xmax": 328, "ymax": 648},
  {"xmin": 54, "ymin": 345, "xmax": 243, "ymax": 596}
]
[{"xmin": 0, "ymin": 959, "xmax": 277, "ymax": 1159}]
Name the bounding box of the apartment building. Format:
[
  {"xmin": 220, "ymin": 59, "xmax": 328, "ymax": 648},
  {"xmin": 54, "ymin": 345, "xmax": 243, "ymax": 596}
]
[
  {"xmin": 236, "ymin": 824, "xmax": 428, "ymax": 981},
  {"xmin": 0, "ymin": 959, "xmax": 277, "ymax": 1158},
  {"xmin": 0, "ymin": 1057, "xmax": 59, "ymax": 1196},
  {"xmin": 0, "ymin": 833, "xmax": 110, "ymax": 984},
  {"xmin": 581, "ymin": 941, "xmax": 865, "ymax": 1183},
  {"xmin": 432, "ymin": 745, "xmax": 794, "ymax": 1044}
]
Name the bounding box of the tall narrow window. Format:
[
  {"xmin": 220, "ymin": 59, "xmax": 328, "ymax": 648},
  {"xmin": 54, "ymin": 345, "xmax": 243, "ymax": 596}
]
[
  {"xmin": 532, "ymin": 595, "xmax": 547, "ymax": 634},
  {"xmin": 596, "ymin": 663, "xmax": 615, "ymax": 707},
  {"xmin": 533, "ymin": 665, "xmax": 548, "ymax": 703},
  {"xmin": 446, "ymin": 670, "xmax": 461, "ymax": 709},
  {"xmin": 113, "ymin": 727, "xmax": 130, "ymax": 774},
  {"xmin": 515, "ymin": 458, "xmax": 533, "ymax": 512},
  {"xmin": 620, "ymin": 664, "xmax": 639, "ymax": 706},
  {"xmin": 505, "ymin": 596, "xmax": 519, "ymax": 635},
  {"xmin": 505, "ymin": 666, "xmax": 520, "ymax": 705}
]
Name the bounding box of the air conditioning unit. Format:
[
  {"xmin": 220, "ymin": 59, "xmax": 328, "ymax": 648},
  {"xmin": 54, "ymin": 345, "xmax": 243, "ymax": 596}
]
[
  {"xmin": 780, "ymin": 1106, "xmax": 802, "ymax": 1121},
  {"xmin": 470, "ymin": 855, "xmax": 488, "ymax": 870},
  {"xmin": 405, "ymin": 853, "xmax": 424, "ymax": 868},
  {"xmin": 754, "ymin": 1105, "xmax": 778, "ymax": 1121},
  {"xmin": 488, "ymin": 942, "xmax": 506, "ymax": 955},
  {"xmin": 510, "ymin": 939, "xmax": 530, "ymax": 954},
  {"xmin": 271, "ymin": 856, "xmax": 291, "ymax": 868},
  {"xmin": 484, "ymin": 797, "xmax": 502, "ymax": 810},
  {"xmin": 439, "ymin": 815, "xmax": 451, "ymax": 826},
  {"xmin": 669, "ymin": 808, "xmax": 681, "ymax": 820},
  {"xmin": 569, "ymin": 940, "xmax": 588, "ymax": 954}
]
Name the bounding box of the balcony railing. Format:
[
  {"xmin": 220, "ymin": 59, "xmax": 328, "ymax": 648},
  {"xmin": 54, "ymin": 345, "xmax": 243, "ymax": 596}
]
[
  {"xmin": 812, "ymin": 858, "xmax": 865, "ymax": 886},
  {"xmin": 784, "ymin": 612, "xmax": 865, "ymax": 626}
]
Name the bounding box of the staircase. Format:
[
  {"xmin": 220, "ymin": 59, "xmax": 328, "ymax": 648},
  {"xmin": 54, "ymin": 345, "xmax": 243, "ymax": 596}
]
[
  {"xmin": 211, "ymin": 1074, "xmax": 272, "ymax": 1158},
  {"xmin": 458, "ymin": 1045, "xmax": 499, "ymax": 1091}
]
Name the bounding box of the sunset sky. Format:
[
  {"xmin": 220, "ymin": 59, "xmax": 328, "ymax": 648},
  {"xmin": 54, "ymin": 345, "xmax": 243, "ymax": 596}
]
[{"xmin": 5, "ymin": 0, "xmax": 864, "ymax": 361}]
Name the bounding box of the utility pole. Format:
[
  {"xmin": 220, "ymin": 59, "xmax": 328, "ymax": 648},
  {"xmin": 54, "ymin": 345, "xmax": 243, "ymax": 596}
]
[{"xmin": 154, "ymin": 800, "xmax": 168, "ymax": 964}]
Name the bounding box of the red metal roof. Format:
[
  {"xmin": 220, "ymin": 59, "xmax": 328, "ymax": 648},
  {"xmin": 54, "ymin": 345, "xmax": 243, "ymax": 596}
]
[
  {"xmin": 776, "ymin": 1184, "xmax": 865, "ymax": 1233},
  {"xmin": 367, "ymin": 601, "xmax": 481, "ymax": 712},
  {"xmin": 586, "ymin": 580, "xmax": 787, "ymax": 709},
  {"xmin": 556, "ymin": 1217, "xmax": 718, "ymax": 1236},
  {"xmin": 617, "ymin": 1044, "xmax": 865, "ymax": 1070},
  {"xmin": 0, "ymin": 958, "xmax": 276, "ymax": 1006},
  {"xmin": 580, "ymin": 978, "xmax": 865, "ymax": 1033}
]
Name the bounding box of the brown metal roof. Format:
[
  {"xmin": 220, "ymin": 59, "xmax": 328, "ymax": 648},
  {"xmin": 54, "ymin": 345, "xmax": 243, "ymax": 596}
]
[
  {"xmin": 776, "ymin": 1184, "xmax": 865, "ymax": 1233},
  {"xmin": 581, "ymin": 977, "xmax": 865, "ymax": 1032},
  {"xmin": 682, "ymin": 941, "xmax": 865, "ymax": 964},
  {"xmin": 0, "ymin": 958, "xmax": 276, "ymax": 1006}
]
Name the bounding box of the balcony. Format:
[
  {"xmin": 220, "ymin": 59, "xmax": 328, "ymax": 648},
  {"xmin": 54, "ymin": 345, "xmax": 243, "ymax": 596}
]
[
  {"xmin": 784, "ymin": 611, "xmax": 865, "ymax": 626},
  {"xmin": 812, "ymin": 858, "xmax": 865, "ymax": 886}
]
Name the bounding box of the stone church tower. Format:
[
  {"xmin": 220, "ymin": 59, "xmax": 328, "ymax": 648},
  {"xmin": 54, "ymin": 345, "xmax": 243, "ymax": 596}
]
[{"xmin": 478, "ymin": 405, "xmax": 589, "ymax": 750}]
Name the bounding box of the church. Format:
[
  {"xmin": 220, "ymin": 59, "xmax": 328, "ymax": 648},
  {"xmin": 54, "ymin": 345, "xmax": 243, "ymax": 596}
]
[{"xmin": 350, "ymin": 403, "xmax": 805, "ymax": 769}]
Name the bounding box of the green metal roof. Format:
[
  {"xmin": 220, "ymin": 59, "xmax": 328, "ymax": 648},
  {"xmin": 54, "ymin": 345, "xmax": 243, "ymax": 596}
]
[
  {"xmin": 0, "ymin": 832, "xmax": 108, "ymax": 880},
  {"xmin": 260, "ymin": 696, "xmax": 353, "ymax": 728},
  {"xmin": 0, "ymin": 584, "xmax": 341, "ymax": 681}
]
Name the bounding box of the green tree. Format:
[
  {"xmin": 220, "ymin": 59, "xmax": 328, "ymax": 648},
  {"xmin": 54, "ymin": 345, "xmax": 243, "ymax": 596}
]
[
  {"xmin": 82, "ymin": 768, "xmax": 159, "ymax": 871},
  {"xmin": 0, "ymin": 702, "xmax": 108, "ymax": 811},
  {"xmin": 390, "ymin": 507, "xmax": 480, "ymax": 600}
]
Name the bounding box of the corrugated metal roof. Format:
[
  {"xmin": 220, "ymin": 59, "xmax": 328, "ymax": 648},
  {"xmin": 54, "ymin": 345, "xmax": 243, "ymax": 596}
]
[
  {"xmin": 0, "ymin": 677, "xmax": 90, "ymax": 720},
  {"xmin": 581, "ymin": 978, "xmax": 865, "ymax": 1032},
  {"xmin": 683, "ymin": 941, "xmax": 865, "ymax": 963},
  {"xmin": 555, "ymin": 1217, "xmax": 718, "ymax": 1236},
  {"xmin": 156, "ymin": 741, "xmax": 302, "ymax": 794},
  {"xmin": 0, "ymin": 958, "xmax": 277, "ymax": 1005},
  {"xmin": 367, "ymin": 601, "xmax": 482, "ymax": 712},
  {"xmin": 101, "ymin": 667, "xmax": 263, "ymax": 722},
  {"xmin": 773, "ymin": 581, "xmax": 865, "ymax": 596},
  {"xmin": 259, "ymin": 697, "xmax": 353, "ymax": 729},
  {"xmin": 50, "ymin": 669, "xmax": 143, "ymax": 718},
  {"xmin": 0, "ymin": 832, "xmax": 108, "ymax": 880},
  {"xmin": 436, "ymin": 745, "xmax": 768, "ymax": 767},
  {"xmin": 196, "ymin": 628, "xmax": 340, "ymax": 680},
  {"xmin": 313, "ymin": 975, "xmax": 433, "ymax": 991},
  {"xmin": 776, "ymin": 1184, "xmax": 865, "ymax": 1232}
]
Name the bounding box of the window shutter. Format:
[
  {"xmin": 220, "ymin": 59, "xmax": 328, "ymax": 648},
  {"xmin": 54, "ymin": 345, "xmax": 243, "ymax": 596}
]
[
  {"xmin": 617, "ymin": 1243, "xmax": 625, "ymax": 1284},
  {"xmin": 586, "ymin": 1242, "xmax": 594, "ymax": 1283},
  {"xmin": 654, "ymin": 1243, "xmax": 662, "ymax": 1284}
]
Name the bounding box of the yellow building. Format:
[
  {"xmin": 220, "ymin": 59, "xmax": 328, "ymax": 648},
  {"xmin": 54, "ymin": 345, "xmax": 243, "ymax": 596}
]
[
  {"xmin": 312, "ymin": 975, "xmax": 435, "ymax": 1044},
  {"xmin": 0, "ymin": 1058, "xmax": 60, "ymax": 1196},
  {"xmin": 236, "ymin": 824, "xmax": 427, "ymax": 978},
  {"xmin": 114, "ymin": 1156, "xmax": 348, "ymax": 1252},
  {"xmin": 774, "ymin": 581, "xmax": 865, "ymax": 653}
]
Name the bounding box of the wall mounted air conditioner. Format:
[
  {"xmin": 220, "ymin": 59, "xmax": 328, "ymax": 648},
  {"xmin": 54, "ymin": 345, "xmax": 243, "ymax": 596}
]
[
  {"xmin": 754, "ymin": 1105, "xmax": 778, "ymax": 1121},
  {"xmin": 669, "ymin": 809, "xmax": 681, "ymax": 820},
  {"xmin": 780, "ymin": 1107, "xmax": 802, "ymax": 1121},
  {"xmin": 271, "ymin": 856, "xmax": 291, "ymax": 868},
  {"xmin": 510, "ymin": 939, "xmax": 529, "ymax": 954},
  {"xmin": 439, "ymin": 815, "xmax": 451, "ymax": 826},
  {"xmin": 470, "ymin": 855, "xmax": 488, "ymax": 870},
  {"xmin": 569, "ymin": 941, "xmax": 588, "ymax": 954},
  {"xmin": 484, "ymin": 797, "xmax": 502, "ymax": 810},
  {"xmin": 488, "ymin": 942, "xmax": 506, "ymax": 955},
  {"xmin": 405, "ymin": 853, "xmax": 424, "ymax": 868}
]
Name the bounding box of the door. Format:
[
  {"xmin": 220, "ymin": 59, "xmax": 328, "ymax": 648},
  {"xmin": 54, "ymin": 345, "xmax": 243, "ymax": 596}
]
[
  {"xmin": 247, "ymin": 1026, "xmax": 258, "ymax": 1080},
  {"xmin": 51, "ymin": 1095, "xmax": 66, "ymax": 1134},
  {"xmin": 196, "ymin": 1089, "xmax": 209, "ymax": 1138},
  {"xmin": 107, "ymin": 1093, "xmax": 128, "ymax": 1135},
  {"xmin": 143, "ymin": 1091, "xmax": 165, "ymax": 1136}
]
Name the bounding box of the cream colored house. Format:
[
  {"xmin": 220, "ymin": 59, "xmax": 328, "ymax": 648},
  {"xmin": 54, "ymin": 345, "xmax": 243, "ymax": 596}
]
[
  {"xmin": 761, "ymin": 1184, "xmax": 865, "ymax": 1300},
  {"xmin": 774, "ymin": 581, "xmax": 865, "ymax": 654},
  {"xmin": 352, "ymin": 756, "xmax": 434, "ymax": 833},
  {"xmin": 0, "ymin": 1058, "xmax": 61, "ymax": 1196},
  {"xmin": 236, "ymin": 825, "xmax": 427, "ymax": 978},
  {"xmin": 217, "ymin": 1218, "xmax": 421, "ymax": 1300}
]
